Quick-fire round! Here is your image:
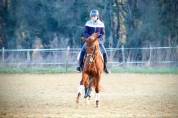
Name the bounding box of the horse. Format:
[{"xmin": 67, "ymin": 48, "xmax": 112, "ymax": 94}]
[{"xmin": 76, "ymin": 33, "xmax": 104, "ymax": 107}]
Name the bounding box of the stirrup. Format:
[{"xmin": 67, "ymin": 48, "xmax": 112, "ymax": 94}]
[
  {"xmin": 104, "ymin": 64, "xmax": 110, "ymax": 74},
  {"xmin": 104, "ymin": 68, "xmax": 110, "ymax": 74},
  {"xmin": 76, "ymin": 67, "xmax": 82, "ymax": 72}
]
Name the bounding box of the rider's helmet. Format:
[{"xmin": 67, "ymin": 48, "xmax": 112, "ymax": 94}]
[{"xmin": 90, "ymin": 9, "xmax": 99, "ymax": 18}]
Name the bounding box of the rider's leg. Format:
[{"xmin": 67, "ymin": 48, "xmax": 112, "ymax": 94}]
[
  {"xmin": 76, "ymin": 44, "xmax": 86, "ymax": 72},
  {"xmin": 99, "ymin": 44, "xmax": 110, "ymax": 74}
]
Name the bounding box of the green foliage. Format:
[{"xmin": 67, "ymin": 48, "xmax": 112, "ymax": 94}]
[{"xmin": 0, "ymin": 0, "xmax": 177, "ymax": 49}]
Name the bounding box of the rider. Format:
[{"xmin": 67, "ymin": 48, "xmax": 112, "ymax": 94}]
[{"xmin": 76, "ymin": 9, "xmax": 109, "ymax": 73}]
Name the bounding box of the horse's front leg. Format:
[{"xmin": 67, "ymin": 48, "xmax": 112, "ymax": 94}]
[
  {"xmin": 76, "ymin": 72, "xmax": 89, "ymax": 104},
  {"xmin": 76, "ymin": 80, "xmax": 84, "ymax": 104},
  {"xmin": 95, "ymin": 74, "xmax": 101, "ymax": 108}
]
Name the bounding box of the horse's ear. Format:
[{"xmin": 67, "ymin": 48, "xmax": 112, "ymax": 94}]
[{"xmin": 93, "ymin": 33, "xmax": 99, "ymax": 38}]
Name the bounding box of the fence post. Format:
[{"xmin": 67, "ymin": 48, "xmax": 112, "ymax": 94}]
[
  {"xmin": 65, "ymin": 46, "xmax": 70, "ymax": 72},
  {"xmin": 27, "ymin": 50, "xmax": 31, "ymax": 62},
  {"xmin": 148, "ymin": 45, "xmax": 152, "ymax": 66},
  {"xmin": 109, "ymin": 48, "xmax": 113, "ymax": 68},
  {"xmin": 121, "ymin": 45, "xmax": 125, "ymax": 64},
  {"xmin": 2, "ymin": 47, "xmax": 4, "ymax": 63}
]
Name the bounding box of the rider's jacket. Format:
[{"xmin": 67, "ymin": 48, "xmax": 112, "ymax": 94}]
[{"xmin": 84, "ymin": 19, "xmax": 105, "ymax": 44}]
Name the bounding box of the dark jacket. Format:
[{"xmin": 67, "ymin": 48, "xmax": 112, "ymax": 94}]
[{"xmin": 84, "ymin": 19, "xmax": 105, "ymax": 44}]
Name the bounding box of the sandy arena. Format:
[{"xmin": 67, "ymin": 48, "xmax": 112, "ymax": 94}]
[{"xmin": 0, "ymin": 73, "xmax": 178, "ymax": 117}]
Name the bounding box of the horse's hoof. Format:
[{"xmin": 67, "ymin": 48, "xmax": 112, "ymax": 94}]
[
  {"xmin": 96, "ymin": 100, "xmax": 99, "ymax": 108},
  {"xmin": 85, "ymin": 98, "xmax": 90, "ymax": 105},
  {"xmin": 76, "ymin": 93, "xmax": 81, "ymax": 104},
  {"xmin": 84, "ymin": 94, "xmax": 91, "ymax": 98},
  {"xmin": 76, "ymin": 98, "xmax": 80, "ymax": 104},
  {"xmin": 76, "ymin": 99, "xmax": 79, "ymax": 104}
]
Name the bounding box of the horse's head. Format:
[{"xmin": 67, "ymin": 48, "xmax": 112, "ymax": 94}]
[
  {"xmin": 85, "ymin": 33, "xmax": 99, "ymax": 47},
  {"xmin": 83, "ymin": 33, "xmax": 100, "ymax": 66},
  {"xmin": 85, "ymin": 33, "xmax": 99, "ymax": 55}
]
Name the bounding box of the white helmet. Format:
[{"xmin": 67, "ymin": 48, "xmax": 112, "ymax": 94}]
[{"xmin": 90, "ymin": 9, "xmax": 99, "ymax": 17}]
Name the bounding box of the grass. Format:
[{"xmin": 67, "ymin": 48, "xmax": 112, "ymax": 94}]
[
  {"xmin": 111, "ymin": 67, "xmax": 178, "ymax": 74},
  {"xmin": 0, "ymin": 66, "xmax": 177, "ymax": 74},
  {"xmin": 0, "ymin": 67, "xmax": 74, "ymax": 74}
]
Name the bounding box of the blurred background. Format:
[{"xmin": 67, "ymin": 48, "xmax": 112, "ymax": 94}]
[{"xmin": 0, "ymin": 0, "xmax": 177, "ymax": 72}]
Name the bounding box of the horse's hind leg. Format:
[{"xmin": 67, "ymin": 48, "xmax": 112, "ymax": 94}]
[
  {"xmin": 84, "ymin": 83, "xmax": 90, "ymax": 99},
  {"xmin": 87, "ymin": 77, "xmax": 94, "ymax": 99},
  {"xmin": 84, "ymin": 77, "xmax": 92, "ymax": 98},
  {"xmin": 82, "ymin": 73, "xmax": 89, "ymax": 98},
  {"xmin": 84, "ymin": 87, "xmax": 89, "ymax": 98}
]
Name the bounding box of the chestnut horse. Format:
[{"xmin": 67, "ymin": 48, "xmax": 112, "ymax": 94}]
[{"xmin": 76, "ymin": 33, "xmax": 104, "ymax": 107}]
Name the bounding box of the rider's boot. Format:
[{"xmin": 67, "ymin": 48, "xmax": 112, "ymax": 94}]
[{"xmin": 103, "ymin": 53, "xmax": 110, "ymax": 74}]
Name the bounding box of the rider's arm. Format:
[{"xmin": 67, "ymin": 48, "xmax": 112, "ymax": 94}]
[{"xmin": 98, "ymin": 27, "xmax": 105, "ymax": 38}]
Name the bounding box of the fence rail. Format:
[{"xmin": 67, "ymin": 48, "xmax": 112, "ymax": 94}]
[{"xmin": 0, "ymin": 46, "xmax": 178, "ymax": 69}]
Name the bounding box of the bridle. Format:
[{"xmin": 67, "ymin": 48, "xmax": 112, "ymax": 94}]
[{"xmin": 86, "ymin": 45, "xmax": 97, "ymax": 65}]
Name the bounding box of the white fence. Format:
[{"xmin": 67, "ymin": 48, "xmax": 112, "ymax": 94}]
[{"xmin": 0, "ymin": 46, "xmax": 178, "ymax": 68}]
